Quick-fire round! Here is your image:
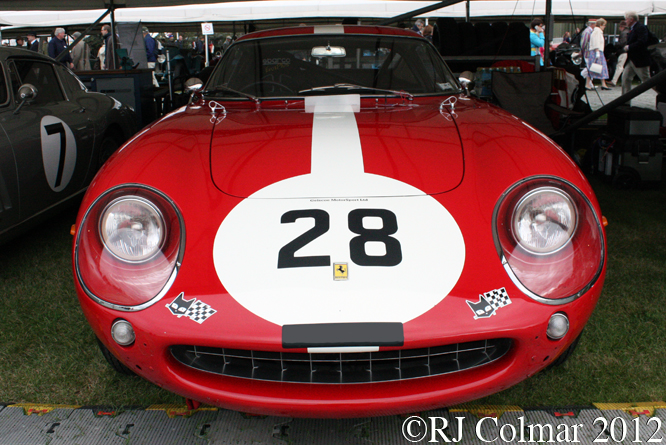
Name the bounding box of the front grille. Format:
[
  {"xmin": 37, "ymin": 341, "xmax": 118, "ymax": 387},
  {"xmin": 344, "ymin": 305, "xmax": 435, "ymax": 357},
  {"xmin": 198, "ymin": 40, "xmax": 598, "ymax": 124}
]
[{"xmin": 170, "ymin": 339, "xmax": 512, "ymax": 384}]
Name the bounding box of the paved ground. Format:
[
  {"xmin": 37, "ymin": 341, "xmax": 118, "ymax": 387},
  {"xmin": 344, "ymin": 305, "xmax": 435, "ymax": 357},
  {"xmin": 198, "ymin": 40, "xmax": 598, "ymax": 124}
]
[
  {"xmin": 1, "ymin": 402, "xmax": 665, "ymax": 444},
  {"xmin": 584, "ymin": 83, "xmax": 659, "ymax": 111}
]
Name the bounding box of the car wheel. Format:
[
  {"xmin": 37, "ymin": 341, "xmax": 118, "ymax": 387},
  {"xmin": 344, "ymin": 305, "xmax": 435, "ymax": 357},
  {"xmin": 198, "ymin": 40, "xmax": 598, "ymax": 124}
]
[
  {"xmin": 547, "ymin": 332, "xmax": 582, "ymax": 369},
  {"xmin": 98, "ymin": 133, "xmax": 122, "ymax": 169},
  {"xmin": 96, "ymin": 338, "xmax": 135, "ymax": 375}
]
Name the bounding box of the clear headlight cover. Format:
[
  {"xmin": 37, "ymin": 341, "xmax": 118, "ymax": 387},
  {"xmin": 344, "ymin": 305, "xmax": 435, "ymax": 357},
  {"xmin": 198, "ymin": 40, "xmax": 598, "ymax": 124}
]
[
  {"xmin": 75, "ymin": 186, "xmax": 184, "ymax": 310},
  {"xmin": 494, "ymin": 178, "xmax": 604, "ymax": 302},
  {"xmin": 512, "ymin": 187, "xmax": 577, "ymax": 255},
  {"xmin": 100, "ymin": 197, "xmax": 165, "ymax": 263}
]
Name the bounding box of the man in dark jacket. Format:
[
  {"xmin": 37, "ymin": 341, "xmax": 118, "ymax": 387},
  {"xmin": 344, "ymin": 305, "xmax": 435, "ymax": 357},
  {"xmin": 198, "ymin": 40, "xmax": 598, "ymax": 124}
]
[
  {"xmin": 48, "ymin": 28, "xmax": 74, "ymax": 69},
  {"xmin": 143, "ymin": 26, "xmax": 160, "ymax": 87},
  {"xmin": 27, "ymin": 32, "xmax": 39, "ymax": 51},
  {"xmin": 143, "ymin": 26, "xmax": 158, "ymax": 64},
  {"xmin": 622, "ymin": 11, "xmax": 651, "ymax": 94}
]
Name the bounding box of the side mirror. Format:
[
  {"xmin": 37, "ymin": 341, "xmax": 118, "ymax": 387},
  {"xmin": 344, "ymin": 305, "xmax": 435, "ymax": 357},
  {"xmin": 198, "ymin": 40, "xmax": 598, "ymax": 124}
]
[
  {"xmin": 14, "ymin": 83, "xmax": 38, "ymax": 115},
  {"xmin": 184, "ymin": 77, "xmax": 204, "ymax": 92},
  {"xmin": 18, "ymin": 83, "xmax": 38, "ymax": 101},
  {"xmin": 458, "ymin": 71, "xmax": 475, "ymax": 96}
]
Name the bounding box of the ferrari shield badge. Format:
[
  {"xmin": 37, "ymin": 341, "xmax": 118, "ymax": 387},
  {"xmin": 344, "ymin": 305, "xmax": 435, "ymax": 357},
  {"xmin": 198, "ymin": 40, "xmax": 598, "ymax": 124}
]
[
  {"xmin": 166, "ymin": 293, "xmax": 217, "ymax": 324},
  {"xmin": 466, "ymin": 288, "xmax": 512, "ymax": 319},
  {"xmin": 333, "ymin": 263, "xmax": 348, "ymax": 281}
]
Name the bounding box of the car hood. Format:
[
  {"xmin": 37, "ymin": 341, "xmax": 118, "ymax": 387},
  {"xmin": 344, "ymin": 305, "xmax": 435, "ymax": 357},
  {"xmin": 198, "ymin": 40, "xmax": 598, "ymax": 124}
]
[{"xmin": 210, "ymin": 96, "xmax": 463, "ymax": 198}]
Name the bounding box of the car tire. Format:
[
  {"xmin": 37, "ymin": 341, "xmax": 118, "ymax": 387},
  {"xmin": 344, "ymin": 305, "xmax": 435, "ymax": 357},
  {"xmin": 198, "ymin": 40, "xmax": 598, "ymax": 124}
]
[
  {"xmin": 96, "ymin": 338, "xmax": 135, "ymax": 376},
  {"xmin": 547, "ymin": 332, "xmax": 582, "ymax": 369},
  {"xmin": 98, "ymin": 133, "xmax": 122, "ymax": 169}
]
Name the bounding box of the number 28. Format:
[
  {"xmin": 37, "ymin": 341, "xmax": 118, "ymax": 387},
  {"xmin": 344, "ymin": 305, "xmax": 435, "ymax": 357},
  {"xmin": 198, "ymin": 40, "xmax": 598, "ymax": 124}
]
[{"xmin": 277, "ymin": 208, "xmax": 402, "ymax": 269}]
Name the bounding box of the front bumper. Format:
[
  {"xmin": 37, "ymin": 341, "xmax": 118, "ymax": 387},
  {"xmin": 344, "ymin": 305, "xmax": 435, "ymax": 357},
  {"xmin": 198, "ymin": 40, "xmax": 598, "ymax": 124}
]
[{"xmin": 75, "ymin": 271, "xmax": 603, "ymax": 418}]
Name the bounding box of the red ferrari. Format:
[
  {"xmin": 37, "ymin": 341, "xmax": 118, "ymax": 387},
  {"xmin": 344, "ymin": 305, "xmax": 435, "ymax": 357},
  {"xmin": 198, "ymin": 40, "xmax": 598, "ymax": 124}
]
[{"xmin": 73, "ymin": 26, "xmax": 606, "ymax": 418}]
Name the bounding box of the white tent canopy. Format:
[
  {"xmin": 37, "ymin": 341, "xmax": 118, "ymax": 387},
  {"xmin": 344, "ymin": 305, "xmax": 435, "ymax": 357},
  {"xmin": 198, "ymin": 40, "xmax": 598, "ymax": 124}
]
[{"xmin": 1, "ymin": 0, "xmax": 665, "ymax": 29}]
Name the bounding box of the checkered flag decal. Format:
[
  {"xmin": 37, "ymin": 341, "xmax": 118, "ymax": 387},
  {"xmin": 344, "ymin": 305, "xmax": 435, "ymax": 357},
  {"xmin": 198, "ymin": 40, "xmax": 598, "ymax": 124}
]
[
  {"xmin": 185, "ymin": 300, "xmax": 217, "ymax": 324},
  {"xmin": 484, "ymin": 288, "xmax": 511, "ymax": 310}
]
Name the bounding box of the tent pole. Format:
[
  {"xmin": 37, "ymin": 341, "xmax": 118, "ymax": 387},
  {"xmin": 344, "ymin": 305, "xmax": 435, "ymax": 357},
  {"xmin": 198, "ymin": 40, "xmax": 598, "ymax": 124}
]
[
  {"xmin": 109, "ymin": 3, "xmax": 117, "ymax": 70},
  {"xmin": 466, "ymin": 0, "xmax": 470, "ymax": 23},
  {"xmin": 377, "ymin": 0, "xmax": 461, "ymax": 26},
  {"xmin": 545, "ymin": 0, "xmax": 553, "ymax": 65},
  {"xmin": 205, "ymin": 35, "xmax": 209, "ymax": 67}
]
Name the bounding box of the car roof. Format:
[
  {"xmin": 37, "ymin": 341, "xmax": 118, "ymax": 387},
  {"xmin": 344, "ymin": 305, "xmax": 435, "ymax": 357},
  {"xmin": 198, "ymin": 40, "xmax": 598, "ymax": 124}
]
[
  {"xmin": 0, "ymin": 46, "xmax": 54, "ymax": 62},
  {"xmin": 237, "ymin": 25, "xmax": 423, "ymax": 42}
]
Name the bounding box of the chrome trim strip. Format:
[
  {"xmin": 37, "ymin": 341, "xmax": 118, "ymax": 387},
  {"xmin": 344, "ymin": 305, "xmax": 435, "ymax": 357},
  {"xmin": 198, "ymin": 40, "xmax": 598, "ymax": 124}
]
[{"xmin": 74, "ymin": 183, "xmax": 186, "ymax": 312}]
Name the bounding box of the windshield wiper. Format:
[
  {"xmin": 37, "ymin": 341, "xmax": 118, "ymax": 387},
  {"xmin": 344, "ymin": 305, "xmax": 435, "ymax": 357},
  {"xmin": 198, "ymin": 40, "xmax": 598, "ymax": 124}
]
[
  {"xmin": 203, "ymin": 85, "xmax": 260, "ymax": 105},
  {"xmin": 298, "ymin": 83, "xmax": 413, "ymax": 100}
]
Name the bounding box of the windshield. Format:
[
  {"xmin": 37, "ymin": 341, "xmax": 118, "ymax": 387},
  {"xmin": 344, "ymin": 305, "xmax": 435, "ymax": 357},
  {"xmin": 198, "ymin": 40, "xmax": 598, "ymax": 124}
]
[{"xmin": 206, "ymin": 34, "xmax": 460, "ymax": 98}]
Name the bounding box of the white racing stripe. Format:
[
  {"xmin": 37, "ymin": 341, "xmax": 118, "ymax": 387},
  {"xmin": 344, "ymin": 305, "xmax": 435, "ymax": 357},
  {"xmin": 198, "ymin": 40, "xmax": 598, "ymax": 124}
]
[
  {"xmin": 314, "ymin": 25, "xmax": 345, "ymax": 34},
  {"xmin": 305, "ymin": 95, "xmax": 363, "ymax": 178}
]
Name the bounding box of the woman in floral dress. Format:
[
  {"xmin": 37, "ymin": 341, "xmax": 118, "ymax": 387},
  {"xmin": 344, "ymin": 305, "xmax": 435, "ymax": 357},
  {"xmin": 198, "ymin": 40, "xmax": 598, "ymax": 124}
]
[{"xmin": 588, "ymin": 18, "xmax": 610, "ymax": 90}]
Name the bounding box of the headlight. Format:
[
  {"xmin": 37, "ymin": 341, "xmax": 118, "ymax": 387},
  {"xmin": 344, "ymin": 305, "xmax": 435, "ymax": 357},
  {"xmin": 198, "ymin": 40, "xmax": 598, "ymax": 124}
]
[
  {"xmin": 100, "ymin": 197, "xmax": 165, "ymax": 263},
  {"xmin": 75, "ymin": 185, "xmax": 184, "ymax": 310},
  {"xmin": 512, "ymin": 187, "xmax": 577, "ymax": 255},
  {"xmin": 494, "ymin": 177, "xmax": 604, "ymax": 302}
]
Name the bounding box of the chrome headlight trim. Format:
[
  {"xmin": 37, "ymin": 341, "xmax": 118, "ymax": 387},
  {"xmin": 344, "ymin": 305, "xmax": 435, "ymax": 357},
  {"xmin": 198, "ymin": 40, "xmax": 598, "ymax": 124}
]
[
  {"xmin": 74, "ymin": 183, "xmax": 186, "ymax": 312},
  {"xmin": 492, "ymin": 176, "xmax": 606, "ymax": 305}
]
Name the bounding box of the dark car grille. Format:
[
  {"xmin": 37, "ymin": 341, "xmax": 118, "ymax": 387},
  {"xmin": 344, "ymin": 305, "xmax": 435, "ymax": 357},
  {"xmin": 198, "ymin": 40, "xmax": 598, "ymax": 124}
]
[{"xmin": 170, "ymin": 339, "xmax": 512, "ymax": 384}]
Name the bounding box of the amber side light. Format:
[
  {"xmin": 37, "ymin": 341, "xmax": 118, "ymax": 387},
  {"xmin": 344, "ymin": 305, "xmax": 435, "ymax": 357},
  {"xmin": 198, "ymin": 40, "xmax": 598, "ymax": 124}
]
[
  {"xmin": 602, "ymin": 216, "xmax": 608, "ymax": 227},
  {"xmin": 70, "ymin": 225, "xmax": 76, "ymax": 236}
]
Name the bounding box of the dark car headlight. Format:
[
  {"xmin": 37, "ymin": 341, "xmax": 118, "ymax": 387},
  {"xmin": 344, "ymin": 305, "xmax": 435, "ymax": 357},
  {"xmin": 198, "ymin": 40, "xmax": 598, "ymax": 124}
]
[
  {"xmin": 75, "ymin": 185, "xmax": 185, "ymax": 310},
  {"xmin": 493, "ymin": 177, "xmax": 604, "ymax": 303}
]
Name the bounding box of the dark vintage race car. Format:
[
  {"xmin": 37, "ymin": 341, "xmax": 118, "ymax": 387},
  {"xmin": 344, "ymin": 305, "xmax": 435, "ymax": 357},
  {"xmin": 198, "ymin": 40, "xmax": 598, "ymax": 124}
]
[
  {"xmin": 0, "ymin": 47, "xmax": 137, "ymax": 243},
  {"xmin": 73, "ymin": 26, "xmax": 606, "ymax": 418}
]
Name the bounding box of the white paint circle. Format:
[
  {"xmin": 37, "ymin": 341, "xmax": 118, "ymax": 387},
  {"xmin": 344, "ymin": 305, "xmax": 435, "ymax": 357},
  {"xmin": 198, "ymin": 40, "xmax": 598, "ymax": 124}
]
[
  {"xmin": 213, "ymin": 172, "xmax": 465, "ymax": 326},
  {"xmin": 40, "ymin": 116, "xmax": 76, "ymax": 192}
]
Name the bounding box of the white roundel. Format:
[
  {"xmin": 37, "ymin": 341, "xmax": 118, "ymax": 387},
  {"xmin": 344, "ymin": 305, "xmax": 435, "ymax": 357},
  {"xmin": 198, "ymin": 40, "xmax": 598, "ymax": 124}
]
[
  {"xmin": 214, "ymin": 179, "xmax": 465, "ymax": 326},
  {"xmin": 40, "ymin": 116, "xmax": 77, "ymax": 192}
]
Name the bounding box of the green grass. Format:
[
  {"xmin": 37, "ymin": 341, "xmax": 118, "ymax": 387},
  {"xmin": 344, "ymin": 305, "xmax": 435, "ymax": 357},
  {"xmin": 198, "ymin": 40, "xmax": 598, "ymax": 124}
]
[{"xmin": 0, "ymin": 174, "xmax": 664, "ymax": 409}]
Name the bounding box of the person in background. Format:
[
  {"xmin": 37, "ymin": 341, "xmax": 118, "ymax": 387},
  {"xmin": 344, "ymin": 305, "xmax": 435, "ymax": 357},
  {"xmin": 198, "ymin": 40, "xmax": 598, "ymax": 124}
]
[
  {"xmin": 423, "ymin": 25, "xmax": 434, "ymax": 42},
  {"xmin": 622, "ymin": 11, "xmax": 651, "ymax": 95},
  {"xmin": 100, "ymin": 24, "xmax": 112, "ymax": 69},
  {"xmin": 222, "ymin": 35, "xmax": 232, "ymax": 52},
  {"xmin": 412, "ymin": 19, "xmax": 424, "ymax": 35},
  {"xmin": 143, "ymin": 26, "xmax": 157, "ymax": 66},
  {"xmin": 195, "ymin": 36, "xmax": 205, "ymax": 55},
  {"xmin": 610, "ymin": 20, "xmax": 629, "ymax": 86},
  {"xmin": 26, "ymin": 31, "xmax": 39, "ymax": 51},
  {"xmin": 530, "ymin": 18, "xmax": 545, "ymax": 66},
  {"xmin": 563, "ymin": 31, "xmax": 571, "ymax": 44},
  {"xmin": 48, "ymin": 28, "xmax": 74, "ymax": 69},
  {"xmin": 143, "ymin": 27, "xmax": 160, "ymax": 87},
  {"xmin": 176, "ymin": 35, "xmax": 184, "ymax": 48},
  {"xmin": 15, "ymin": 37, "xmax": 25, "ymax": 48},
  {"xmin": 570, "ymin": 27, "xmax": 582, "ymax": 46},
  {"xmin": 70, "ymin": 32, "xmax": 91, "ymax": 71},
  {"xmin": 580, "ymin": 19, "xmax": 596, "ymax": 89},
  {"xmin": 588, "ymin": 18, "xmax": 610, "ymax": 90}
]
